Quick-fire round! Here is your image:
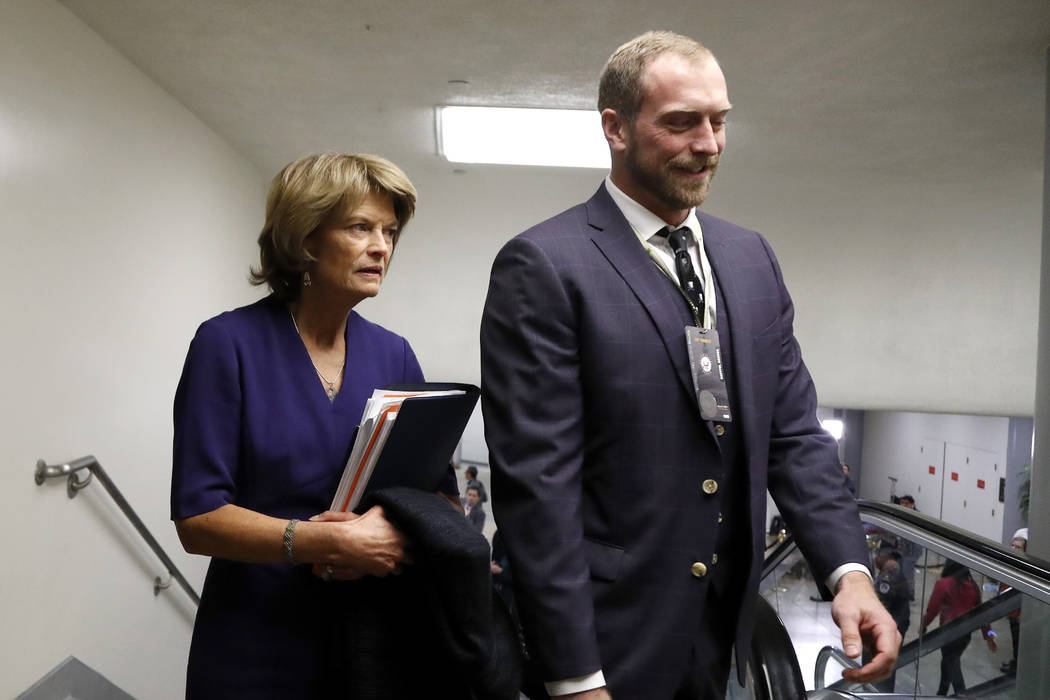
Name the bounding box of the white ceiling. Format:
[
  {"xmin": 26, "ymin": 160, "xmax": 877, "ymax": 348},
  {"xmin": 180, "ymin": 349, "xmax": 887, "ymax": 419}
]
[
  {"xmin": 59, "ymin": 0, "xmax": 1049, "ymax": 185},
  {"xmin": 57, "ymin": 0, "xmax": 1050, "ymax": 415}
]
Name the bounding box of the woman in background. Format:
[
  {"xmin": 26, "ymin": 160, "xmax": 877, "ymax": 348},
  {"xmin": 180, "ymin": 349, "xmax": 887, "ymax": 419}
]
[
  {"xmin": 171, "ymin": 153, "xmax": 457, "ymax": 697},
  {"xmin": 921, "ymin": 560, "xmax": 997, "ymax": 696}
]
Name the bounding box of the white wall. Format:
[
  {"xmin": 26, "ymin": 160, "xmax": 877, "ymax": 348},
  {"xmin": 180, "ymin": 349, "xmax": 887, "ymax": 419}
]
[
  {"xmin": 0, "ymin": 1, "xmax": 263, "ymax": 697},
  {"xmin": 859, "ymin": 411, "xmax": 1011, "ymax": 541}
]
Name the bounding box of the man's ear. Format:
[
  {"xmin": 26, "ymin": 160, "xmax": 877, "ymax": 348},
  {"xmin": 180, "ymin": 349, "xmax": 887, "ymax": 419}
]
[{"xmin": 601, "ymin": 108, "xmax": 629, "ymax": 154}]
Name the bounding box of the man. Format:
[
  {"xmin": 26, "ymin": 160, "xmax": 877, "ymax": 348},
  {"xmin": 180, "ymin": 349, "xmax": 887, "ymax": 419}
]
[
  {"xmin": 464, "ymin": 484, "xmax": 486, "ymax": 532},
  {"xmin": 843, "ymin": 463, "xmax": 857, "ymax": 497},
  {"xmin": 464, "ymin": 465, "xmax": 488, "ymax": 502},
  {"xmin": 481, "ymin": 31, "xmax": 899, "ymax": 698},
  {"xmin": 866, "ymin": 548, "xmax": 910, "ymax": 692},
  {"xmin": 897, "ymin": 495, "xmax": 920, "ymax": 599}
]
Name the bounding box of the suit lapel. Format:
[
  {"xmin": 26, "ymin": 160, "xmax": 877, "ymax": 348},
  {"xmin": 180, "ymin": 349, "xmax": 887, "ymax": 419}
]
[
  {"xmin": 700, "ymin": 212, "xmax": 757, "ymax": 458},
  {"xmin": 585, "ymin": 185, "xmax": 699, "ymax": 412}
]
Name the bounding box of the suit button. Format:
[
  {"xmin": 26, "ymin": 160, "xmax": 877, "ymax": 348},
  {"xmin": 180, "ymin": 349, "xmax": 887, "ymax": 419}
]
[
  {"xmin": 702, "ymin": 479, "xmax": 719, "ymax": 494},
  {"xmin": 715, "ymin": 424, "xmax": 725, "ymax": 436},
  {"xmin": 691, "ymin": 562, "xmax": 708, "ymax": 578}
]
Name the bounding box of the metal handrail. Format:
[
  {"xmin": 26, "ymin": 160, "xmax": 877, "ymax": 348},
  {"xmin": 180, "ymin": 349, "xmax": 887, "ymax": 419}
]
[
  {"xmin": 858, "ymin": 501, "xmax": 1050, "ymax": 604},
  {"xmin": 35, "ymin": 455, "xmax": 200, "ymax": 605},
  {"xmin": 812, "ymin": 646, "xmax": 880, "ymax": 693}
]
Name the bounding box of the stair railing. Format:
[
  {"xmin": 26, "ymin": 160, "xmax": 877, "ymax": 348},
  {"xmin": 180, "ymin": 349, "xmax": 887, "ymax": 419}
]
[{"xmin": 35, "ymin": 455, "xmax": 200, "ymax": 605}]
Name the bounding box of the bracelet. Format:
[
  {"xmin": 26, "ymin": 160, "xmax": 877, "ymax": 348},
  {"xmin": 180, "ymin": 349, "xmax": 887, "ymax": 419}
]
[{"xmin": 283, "ymin": 519, "xmax": 299, "ymax": 564}]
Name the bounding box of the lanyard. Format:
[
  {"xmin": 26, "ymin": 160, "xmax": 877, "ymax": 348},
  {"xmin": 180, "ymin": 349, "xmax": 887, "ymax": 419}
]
[{"xmin": 632, "ymin": 228, "xmax": 710, "ymax": 329}]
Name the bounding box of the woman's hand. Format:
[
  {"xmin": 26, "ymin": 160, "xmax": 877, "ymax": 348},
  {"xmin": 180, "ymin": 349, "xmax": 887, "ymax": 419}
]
[{"xmin": 310, "ymin": 506, "xmax": 410, "ymax": 580}]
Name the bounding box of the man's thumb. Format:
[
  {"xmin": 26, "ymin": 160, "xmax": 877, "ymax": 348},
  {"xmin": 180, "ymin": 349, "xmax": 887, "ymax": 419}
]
[{"xmin": 841, "ymin": 626, "xmax": 862, "ymax": 658}]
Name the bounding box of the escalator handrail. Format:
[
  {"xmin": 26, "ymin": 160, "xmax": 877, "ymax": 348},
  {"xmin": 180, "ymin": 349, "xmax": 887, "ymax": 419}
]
[
  {"xmin": 894, "ymin": 587, "xmax": 1021, "ymax": 667},
  {"xmin": 748, "ymin": 594, "xmax": 809, "ymax": 699},
  {"xmin": 824, "ymin": 589, "xmax": 1022, "ymax": 694},
  {"xmin": 857, "ymin": 500, "xmax": 1050, "ymax": 603},
  {"xmin": 812, "ymin": 645, "xmax": 880, "ymax": 693}
]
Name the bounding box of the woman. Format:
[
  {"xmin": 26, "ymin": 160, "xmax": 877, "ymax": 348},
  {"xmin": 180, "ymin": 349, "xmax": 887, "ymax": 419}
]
[
  {"xmin": 171, "ymin": 153, "xmax": 458, "ymax": 697},
  {"xmin": 920, "ymin": 561, "xmax": 997, "ymax": 696}
]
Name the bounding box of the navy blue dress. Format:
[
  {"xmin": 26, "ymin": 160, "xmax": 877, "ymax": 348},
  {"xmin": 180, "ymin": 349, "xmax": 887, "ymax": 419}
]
[{"xmin": 171, "ymin": 294, "xmax": 449, "ymax": 698}]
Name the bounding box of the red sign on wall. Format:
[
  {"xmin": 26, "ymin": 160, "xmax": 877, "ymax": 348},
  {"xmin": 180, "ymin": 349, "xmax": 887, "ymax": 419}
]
[
  {"xmin": 951, "ymin": 472, "xmax": 959, "ymax": 481},
  {"xmin": 929, "ymin": 466, "xmax": 936, "ymax": 474},
  {"xmin": 977, "ymin": 479, "xmax": 985, "ymax": 489}
]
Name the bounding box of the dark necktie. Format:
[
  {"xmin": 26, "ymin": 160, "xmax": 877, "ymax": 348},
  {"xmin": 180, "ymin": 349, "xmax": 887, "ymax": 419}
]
[{"xmin": 658, "ymin": 226, "xmax": 704, "ymax": 315}]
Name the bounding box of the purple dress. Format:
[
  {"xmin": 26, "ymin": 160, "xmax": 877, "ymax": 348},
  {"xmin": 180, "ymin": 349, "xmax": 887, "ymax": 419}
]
[{"xmin": 171, "ymin": 294, "xmax": 451, "ymax": 698}]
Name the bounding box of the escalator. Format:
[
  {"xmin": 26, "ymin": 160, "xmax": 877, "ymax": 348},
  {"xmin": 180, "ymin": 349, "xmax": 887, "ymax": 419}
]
[{"xmin": 740, "ymin": 500, "xmax": 1050, "ymax": 699}]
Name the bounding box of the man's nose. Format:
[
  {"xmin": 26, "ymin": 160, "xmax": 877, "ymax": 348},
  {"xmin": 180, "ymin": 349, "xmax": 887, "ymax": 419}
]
[{"xmin": 691, "ymin": 121, "xmax": 719, "ymax": 154}]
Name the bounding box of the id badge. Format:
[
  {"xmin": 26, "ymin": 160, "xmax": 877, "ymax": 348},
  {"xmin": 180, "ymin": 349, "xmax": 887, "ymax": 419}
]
[{"xmin": 685, "ymin": 326, "xmax": 732, "ymax": 422}]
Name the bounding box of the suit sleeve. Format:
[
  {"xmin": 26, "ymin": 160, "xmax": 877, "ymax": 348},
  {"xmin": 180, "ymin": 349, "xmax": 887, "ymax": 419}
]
[
  {"xmin": 480, "ymin": 235, "xmax": 602, "ymax": 680},
  {"xmin": 757, "ymin": 235, "xmax": 869, "ymax": 581}
]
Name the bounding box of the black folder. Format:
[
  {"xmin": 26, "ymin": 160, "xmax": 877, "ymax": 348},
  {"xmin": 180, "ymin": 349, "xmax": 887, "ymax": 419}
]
[{"xmin": 355, "ymin": 382, "xmax": 480, "ymax": 509}]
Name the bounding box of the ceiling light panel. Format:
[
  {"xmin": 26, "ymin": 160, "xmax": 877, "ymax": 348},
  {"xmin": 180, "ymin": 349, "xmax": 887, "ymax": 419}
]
[{"xmin": 438, "ymin": 106, "xmax": 610, "ymax": 169}]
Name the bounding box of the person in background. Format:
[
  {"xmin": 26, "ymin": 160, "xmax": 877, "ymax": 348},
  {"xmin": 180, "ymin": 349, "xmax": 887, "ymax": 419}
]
[
  {"xmin": 897, "ymin": 494, "xmax": 921, "ymax": 600},
  {"xmin": 921, "ymin": 561, "xmax": 997, "ymax": 696},
  {"xmin": 866, "ymin": 547, "xmax": 910, "ymax": 692},
  {"xmin": 464, "ymin": 484, "xmax": 486, "ymax": 532},
  {"xmin": 842, "ymin": 463, "xmax": 857, "ymax": 497},
  {"xmin": 999, "ymin": 534, "xmax": 1027, "ymax": 675},
  {"xmin": 464, "ymin": 465, "xmax": 488, "ymax": 502},
  {"xmin": 171, "ymin": 153, "xmax": 459, "ymax": 697}
]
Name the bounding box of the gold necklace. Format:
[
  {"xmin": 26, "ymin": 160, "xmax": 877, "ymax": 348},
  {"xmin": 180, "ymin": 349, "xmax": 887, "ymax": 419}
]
[{"xmin": 290, "ymin": 311, "xmax": 345, "ymax": 402}]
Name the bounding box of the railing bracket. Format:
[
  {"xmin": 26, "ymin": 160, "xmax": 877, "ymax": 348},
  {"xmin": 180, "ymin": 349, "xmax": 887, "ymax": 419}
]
[
  {"xmin": 154, "ymin": 574, "xmax": 173, "ymax": 596},
  {"xmin": 67, "ymin": 469, "xmax": 93, "ymax": 499}
]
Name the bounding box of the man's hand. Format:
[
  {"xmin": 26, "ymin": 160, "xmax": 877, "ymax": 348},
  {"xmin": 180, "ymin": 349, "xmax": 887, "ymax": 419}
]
[
  {"xmin": 831, "ymin": 571, "xmax": 901, "ymax": 683},
  {"xmin": 552, "ymin": 689, "xmax": 612, "ymax": 700}
]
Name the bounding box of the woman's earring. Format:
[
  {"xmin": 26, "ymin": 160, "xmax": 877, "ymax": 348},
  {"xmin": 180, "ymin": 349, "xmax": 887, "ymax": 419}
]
[{"xmin": 303, "ymin": 271, "xmax": 312, "ymax": 287}]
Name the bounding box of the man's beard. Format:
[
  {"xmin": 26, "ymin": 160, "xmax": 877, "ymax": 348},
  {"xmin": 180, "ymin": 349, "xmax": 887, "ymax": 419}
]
[{"xmin": 625, "ymin": 145, "xmax": 719, "ymax": 211}]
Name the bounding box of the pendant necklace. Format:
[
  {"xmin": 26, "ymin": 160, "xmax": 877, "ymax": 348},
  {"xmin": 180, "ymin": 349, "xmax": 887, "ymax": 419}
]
[{"xmin": 290, "ymin": 311, "xmax": 345, "ymax": 402}]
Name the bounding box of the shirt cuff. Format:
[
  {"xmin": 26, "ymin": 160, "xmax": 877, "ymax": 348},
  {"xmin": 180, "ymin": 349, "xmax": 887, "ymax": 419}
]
[
  {"xmin": 545, "ymin": 670, "xmax": 606, "ymax": 696},
  {"xmin": 826, "ymin": 563, "xmax": 872, "ymax": 593}
]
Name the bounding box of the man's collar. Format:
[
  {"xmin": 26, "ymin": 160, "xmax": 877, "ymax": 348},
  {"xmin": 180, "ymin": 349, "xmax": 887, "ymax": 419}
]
[{"xmin": 604, "ymin": 176, "xmax": 701, "ymax": 240}]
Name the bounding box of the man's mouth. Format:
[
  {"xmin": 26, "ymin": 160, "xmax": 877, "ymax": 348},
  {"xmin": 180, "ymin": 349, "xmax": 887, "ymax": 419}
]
[{"xmin": 672, "ymin": 157, "xmax": 719, "ymax": 176}]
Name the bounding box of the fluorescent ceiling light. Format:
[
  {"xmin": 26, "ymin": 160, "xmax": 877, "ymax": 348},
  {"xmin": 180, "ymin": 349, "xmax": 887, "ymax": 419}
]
[
  {"xmin": 821, "ymin": 419, "xmax": 845, "ymax": 441},
  {"xmin": 438, "ymin": 106, "xmax": 610, "ymax": 169}
]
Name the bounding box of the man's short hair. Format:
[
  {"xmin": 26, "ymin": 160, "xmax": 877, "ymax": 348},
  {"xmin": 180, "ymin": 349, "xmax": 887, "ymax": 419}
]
[
  {"xmin": 598, "ymin": 30, "xmax": 715, "ymax": 123},
  {"xmin": 466, "ymin": 485, "xmax": 480, "ymax": 495},
  {"xmin": 900, "ymin": 495, "xmax": 915, "ymax": 504}
]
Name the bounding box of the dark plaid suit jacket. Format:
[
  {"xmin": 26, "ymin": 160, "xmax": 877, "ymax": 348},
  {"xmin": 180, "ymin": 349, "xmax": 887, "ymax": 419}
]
[{"xmin": 480, "ymin": 184, "xmax": 867, "ymax": 697}]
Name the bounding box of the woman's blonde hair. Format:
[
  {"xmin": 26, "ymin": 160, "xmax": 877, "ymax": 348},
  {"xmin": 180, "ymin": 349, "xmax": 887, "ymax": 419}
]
[{"xmin": 250, "ymin": 153, "xmax": 417, "ymax": 300}]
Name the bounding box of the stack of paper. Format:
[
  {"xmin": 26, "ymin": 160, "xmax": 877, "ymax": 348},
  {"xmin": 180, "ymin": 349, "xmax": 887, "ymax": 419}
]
[{"xmin": 330, "ymin": 387, "xmax": 465, "ymax": 513}]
